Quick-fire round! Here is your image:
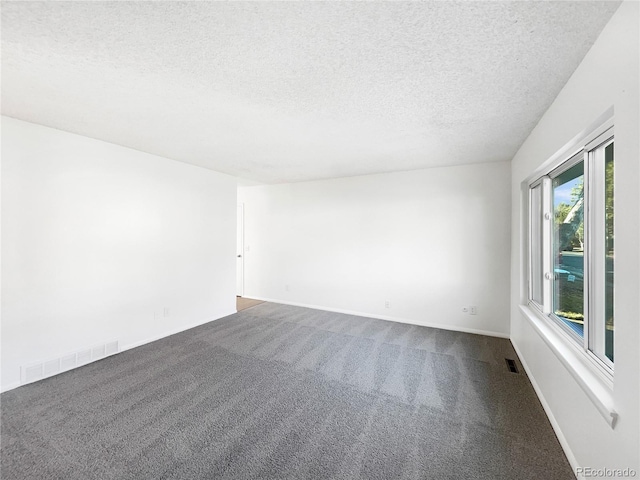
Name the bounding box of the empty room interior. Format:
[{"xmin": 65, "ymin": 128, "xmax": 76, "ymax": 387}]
[{"xmin": 1, "ymin": 1, "xmax": 639, "ymax": 479}]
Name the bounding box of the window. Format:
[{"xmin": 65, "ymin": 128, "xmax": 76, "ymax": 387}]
[
  {"xmin": 528, "ymin": 122, "xmax": 614, "ymax": 372},
  {"xmin": 552, "ymin": 158, "xmax": 585, "ymax": 338}
]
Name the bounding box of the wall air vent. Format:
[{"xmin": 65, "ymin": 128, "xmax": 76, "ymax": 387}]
[
  {"xmin": 24, "ymin": 364, "xmax": 43, "ymax": 383},
  {"xmin": 20, "ymin": 340, "xmax": 119, "ymax": 386}
]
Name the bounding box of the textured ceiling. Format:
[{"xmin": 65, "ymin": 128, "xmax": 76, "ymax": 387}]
[{"xmin": 2, "ymin": 1, "xmax": 621, "ymax": 184}]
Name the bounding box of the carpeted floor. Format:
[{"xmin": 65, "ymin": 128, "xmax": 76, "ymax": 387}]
[{"xmin": 1, "ymin": 303, "xmax": 574, "ymax": 479}]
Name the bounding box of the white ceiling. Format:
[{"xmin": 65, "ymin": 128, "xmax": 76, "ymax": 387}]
[{"xmin": 2, "ymin": 1, "xmax": 621, "ymax": 184}]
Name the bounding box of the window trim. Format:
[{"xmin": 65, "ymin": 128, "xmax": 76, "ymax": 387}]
[
  {"xmin": 519, "ymin": 304, "xmax": 617, "ymax": 428},
  {"xmin": 522, "ymin": 110, "xmax": 616, "ymax": 425}
]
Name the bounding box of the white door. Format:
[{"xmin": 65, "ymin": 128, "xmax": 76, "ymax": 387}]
[{"xmin": 236, "ymin": 204, "xmax": 244, "ymax": 296}]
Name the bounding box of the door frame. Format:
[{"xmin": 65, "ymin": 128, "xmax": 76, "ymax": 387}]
[{"xmin": 236, "ymin": 203, "xmax": 244, "ymax": 297}]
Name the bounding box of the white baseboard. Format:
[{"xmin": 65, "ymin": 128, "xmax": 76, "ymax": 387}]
[
  {"xmin": 511, "ymin": 339, "xmax": 579, "ymax": 479},
  {"xmin": 120, "ymin": 309, "xmax": 236, "ymax": 353},
  {"xmin": 244, "ymin": 296, "xmax": 510, "ymax": 339},
  {"xmin": 0, "ymin": 381, "xmax": 22, "ymax": 394}
]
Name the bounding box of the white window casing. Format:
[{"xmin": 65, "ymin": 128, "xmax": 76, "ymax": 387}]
[{"xmin": 522, "ymin": 111, "xmax": 616, "ymax": 427}]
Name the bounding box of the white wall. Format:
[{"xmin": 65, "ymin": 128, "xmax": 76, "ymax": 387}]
[
  {"xmin": 239, "ymin": 161, "xmax": 511, "ymax": 337},
  {"xmin": 510, "ymin": 1, "xmax": 639, "ymax": 474},
  {"xmin": 1, "ymin": 117, "xmax": 237, "ymax": 391}
]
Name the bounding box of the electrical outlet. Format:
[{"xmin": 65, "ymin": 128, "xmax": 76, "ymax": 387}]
[
  {"xmin": 385, "ymin": 300, "xmax": 390, "ymax": 309},
  {"xmin": 470, "ymin": 306, "xmax": 478, "ymax": 315},
  {"xmin": 164, "ymin": 307, "xmax": 170, "ymax": 318},
  {"xmin": 462, "ymin": 307, "xmax": 469, "ymax": 313}
]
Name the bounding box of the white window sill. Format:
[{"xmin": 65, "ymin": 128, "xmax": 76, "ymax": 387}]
[{"xmin": 518, "ymin": 304, "xmax": 617, "ymax": 428}]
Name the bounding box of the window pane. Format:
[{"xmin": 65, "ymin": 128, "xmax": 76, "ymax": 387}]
[
  {"xmin": 604, "ymin": 142, "xmax": 614, "ymax": 362},
  {"xmin": 530, "ymin": 184, "xmax": 543, "ymax": 304},
  {"xmin": 552, "ymin": 162, "xmax": 584, "ymax": 337}
]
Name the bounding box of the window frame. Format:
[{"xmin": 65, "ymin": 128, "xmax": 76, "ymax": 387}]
[
  {"xmin": 585, "ymin": 133, "xmax": 615, "ymax": 369},
  {"xmin": 526, "ymin": 117, "xmax": 614, "ymax": 379},
  {"xmin": 548, "ymin": 151, "xmax": 586, "ymax": 346}
]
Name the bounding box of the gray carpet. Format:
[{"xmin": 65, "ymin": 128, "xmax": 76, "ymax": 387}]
[{"xmin": 1, "ymin": 303, "xmax": 574, "ymax": 479}]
